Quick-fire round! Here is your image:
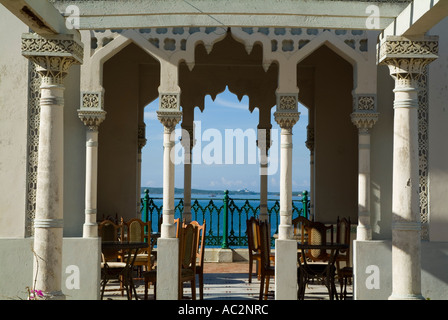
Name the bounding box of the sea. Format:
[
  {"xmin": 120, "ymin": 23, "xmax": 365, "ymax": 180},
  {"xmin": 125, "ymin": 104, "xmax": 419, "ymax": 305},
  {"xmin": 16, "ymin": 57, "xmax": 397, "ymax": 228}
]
[{"xmin": 140, "ymin": 191, "xmax": 307, "ymax": 247}]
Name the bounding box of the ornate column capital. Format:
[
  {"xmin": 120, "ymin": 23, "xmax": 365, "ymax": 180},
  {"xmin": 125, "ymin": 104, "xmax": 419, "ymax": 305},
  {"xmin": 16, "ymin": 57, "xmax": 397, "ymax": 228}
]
[
  {"xmin": 305, "ymin": 125, "xmax": 314, "ymax": 151},
  {"xmin": 138, "ymin": 124, "xmax": 147, "ymax": 150},
  {"xmin": 351, "ymin": 112, "xmax": 379, "ymax": 133},
  {"xmin": 157, "ymin": 92, "xmax": 182, "ymax": 132},
  {"xmin": 378, "ymin": 36, "xmax": 438, "ymax": 85},
  {"xmin": 78, "ymin": 91, "xmax": 106, "ymax": 131},
  {"xmin": 274, "ymin": 93, "xmax": 300, "ymax": 131},
  {"xmin": 22, "ymin": 33, "xmax": 83, "ymax": 84}
]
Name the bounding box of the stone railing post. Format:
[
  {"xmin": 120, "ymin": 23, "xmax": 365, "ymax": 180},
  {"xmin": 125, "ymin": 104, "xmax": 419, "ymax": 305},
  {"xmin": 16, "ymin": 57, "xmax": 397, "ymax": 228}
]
[{"xmin": 21, "ymin": 33, "xmax": 83, "ymax": 299}]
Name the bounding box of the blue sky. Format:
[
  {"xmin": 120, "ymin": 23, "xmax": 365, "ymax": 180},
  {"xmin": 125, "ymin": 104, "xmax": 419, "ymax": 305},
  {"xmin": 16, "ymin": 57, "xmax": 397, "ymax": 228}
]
[{"xmin": 141, "ymin": 88, "xmax": 310, "ymax": 193}]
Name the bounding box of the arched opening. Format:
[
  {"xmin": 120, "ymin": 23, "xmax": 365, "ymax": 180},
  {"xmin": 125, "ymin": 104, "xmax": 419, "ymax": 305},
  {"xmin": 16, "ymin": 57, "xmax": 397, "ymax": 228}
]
[
  {"xmin": 297, "ymin": 45, "xmax": 357, "ymax": 224},
  {"xmin": 99, "ymin": 42, "xmax": 160, "ymax": 221}
]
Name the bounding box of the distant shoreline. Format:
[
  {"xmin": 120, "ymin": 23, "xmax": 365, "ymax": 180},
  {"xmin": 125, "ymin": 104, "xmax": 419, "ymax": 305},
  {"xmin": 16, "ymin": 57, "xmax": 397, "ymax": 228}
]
[{"xmin": 141, "ymin": 186, "xmax": 309, "ymax": 196}]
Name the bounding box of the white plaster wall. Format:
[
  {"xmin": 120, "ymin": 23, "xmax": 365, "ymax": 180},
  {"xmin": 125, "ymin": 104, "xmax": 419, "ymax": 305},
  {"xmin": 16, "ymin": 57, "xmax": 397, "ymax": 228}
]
[
  {"xmin": 354, "ymin": 240, "xmax": 448, "ymax": 300},
  {"xmin": 427, "ymin": 17, "xmax": 448, "ymax": 242},
  {"xmin": 0, "ymin": 6, "xmax": 29, "ymax": 237},
  {"xmin": 0, "ymin": 238, "xmax": 100, "ymax": 300}
]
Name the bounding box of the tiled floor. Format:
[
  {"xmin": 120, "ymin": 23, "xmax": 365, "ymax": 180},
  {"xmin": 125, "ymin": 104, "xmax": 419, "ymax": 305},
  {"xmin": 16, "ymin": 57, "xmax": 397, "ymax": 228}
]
[{"xmin": 102, "ymin": 262, "xmax": 352, "ymax": 300}]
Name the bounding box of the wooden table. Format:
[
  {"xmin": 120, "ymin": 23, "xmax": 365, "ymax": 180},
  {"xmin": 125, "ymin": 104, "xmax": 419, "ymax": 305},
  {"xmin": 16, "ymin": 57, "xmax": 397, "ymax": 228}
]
[
  {"xmin": 296, "ymin": 243, "xmax": 348, "ymax": 300},
  {"xmin": 101, "ymin": 241, "xmax": 149, "ymax": 300}
]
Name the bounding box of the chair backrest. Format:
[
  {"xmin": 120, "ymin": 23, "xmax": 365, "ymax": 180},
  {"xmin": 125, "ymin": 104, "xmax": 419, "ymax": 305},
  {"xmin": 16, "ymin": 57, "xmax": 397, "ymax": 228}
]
[
  {"xmin": 246, "ymin": 217, "xmax": 260, "ymax": 254},
  {"xmin": 98, "ymin": 219, "xmax": 123, "ymax": 261},
  {"xmin": 258, "ymin": 221, "xmax": 272, "ymax": 269},
  {"xmin": 124, "ymin": 218, "xmax": 152, "ymax": 244},
  {"xmin": 179, "ymin": 223, "xmax": 198, "ymax": 271},
  {"xmin": 336, "ymin": 216, "xmax": 351, "ymax": 260},
  {"xmin": 304, "ymin": 221, "xmax": 334, "ymax": 262},
  {"xmin": 292, "ymin": 216, "xmax": 311, "ymax": 243},
  {"xmin": 190, "ymin": 220, "xmax": 206, "ymax": 268},
  {"xmin": 98, "ymin": 219, "xmax": 122, "ymax": 242}
]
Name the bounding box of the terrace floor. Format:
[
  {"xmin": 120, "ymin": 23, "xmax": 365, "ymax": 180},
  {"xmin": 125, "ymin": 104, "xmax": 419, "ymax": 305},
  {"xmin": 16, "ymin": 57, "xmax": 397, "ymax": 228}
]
[{"xmin": 102, "ymin": 261, "xmax": 353, "ymax": 300}]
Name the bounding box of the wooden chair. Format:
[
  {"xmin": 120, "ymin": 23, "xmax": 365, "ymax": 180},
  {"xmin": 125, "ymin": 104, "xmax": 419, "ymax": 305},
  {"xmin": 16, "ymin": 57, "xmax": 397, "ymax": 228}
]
[
  {"xmin": 258, "ymin": 221, "xmax": 275, "ymax": 300},
  {"xmin": 304, "ymin": 221, "xmax": 334, "ymax": 262},
  {"xmin": 336, "ymin": 216, "xmax": 352, "ymax": 299},
  {"xmin": 292, "ymin": 216, "xmax": 311, "ymax": 243},
  {"xmin": 190, "ymin": 220, "xmax": 206, "ymax": 300},
  {"xmin": 246, "ymin": 217, "xmax": 274, "ymax": 283},
  {"xmin": 123, "ymin": 218, "xmax": 154, "ymax": 275},
  {"xmin": 98, "ymin": 219, "xmax": 126, "ymax": 298},
  {"xmin": 178, "ymin": 223, "xmax": 198, "ymax": 300}
]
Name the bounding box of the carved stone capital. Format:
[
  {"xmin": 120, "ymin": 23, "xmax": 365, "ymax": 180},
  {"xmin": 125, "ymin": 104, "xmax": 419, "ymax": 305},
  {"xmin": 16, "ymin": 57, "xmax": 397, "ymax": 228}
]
[
  {"xmin": 378, "ymin": 36, "xmax": 438, "ymax": 85},
  {"xmin": 138, "ymin": 124, "xmax": 147, "ymax": 150},
  {"xmin": 78, "ymin": 110, "xmax": 106, "ymax": 131},
  {"xmin": 306, "ymin": 126, "xmax": 314, "ymax": 151},
  {"xmin": 157, "ymin": 111, "xmax": 182, "ymax": 132},
  {"xmin": 78, "ymin": 91, "xmax": 106, "ymax": 130},
  {"xmin": 351, "ymin": 112, "xmax": 379, "ymax": 133},
  {"xmin": 274, "ymin": 112, "xmax": 300, "ymax": 131},
  {"xmin": 22, "ymin": 33, "xmax": 83, "ymax": 84}
]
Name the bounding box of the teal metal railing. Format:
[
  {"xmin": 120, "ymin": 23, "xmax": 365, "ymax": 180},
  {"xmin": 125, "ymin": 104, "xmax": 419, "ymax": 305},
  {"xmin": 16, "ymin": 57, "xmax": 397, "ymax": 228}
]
[{"xmin": 141, "ymin": 189, "xmax": 309, "ymax": 248}]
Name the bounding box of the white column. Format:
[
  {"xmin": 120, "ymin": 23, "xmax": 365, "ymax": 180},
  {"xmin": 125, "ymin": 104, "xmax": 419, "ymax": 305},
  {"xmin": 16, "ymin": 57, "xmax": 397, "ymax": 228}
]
[
  {"xmin": 305, "ymin": 125, "xmax": 314, "ymax": 220},
  {"xmin": 156, "ymin": 93, "xmax": 182, "ymax": 300},
  {"xmin": 274, "ymin": 93, "xmax": 300, "ymax": 300},
  {"xmin": 257, "ymin": 125, "xmax": 271, "ymax": 222},
  {"xmin": 137, "ymin": 124, "xmax": 147, "ymax": 217},
  {"xmin": 181, "ymin": 123, "xmax": 194, "ymax": 223},
  {"xmin": 351, "ymin": 98, "xmax": 378, "ymax": 241},
  {"xmin": 379, "ymin": 35, "xmax": 438, "ymax": 300},
  {"xmin": 78, "ymin": 93, "xmax": 106, "ymax": 238},
  {"xmin": 21, "ymin": 33, "xmax": 82, "ymax": 299}
]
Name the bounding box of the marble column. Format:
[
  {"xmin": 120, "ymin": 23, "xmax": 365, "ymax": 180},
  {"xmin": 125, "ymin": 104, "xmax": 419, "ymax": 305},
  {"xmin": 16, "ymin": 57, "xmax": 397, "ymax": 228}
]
[
  {"xmin": 156, "ymin": 93, "xmax": 182, "ymax": 300},
  {"xmin": 21, "ymin": 33, "xmax": 83, "ymax": 299},
  {"xmin": 273, "ymin": 93, "xmax": 300, "ymax": 300},
  {"xmin": 257, "ymin": 124, "xmax": 271, "ymax": 222},
  {"xmin": 181, "ymin": 122, "xmax": 195, "ymax": 223},
  {"xmin": 305, "ymin": 125, "xmax": 314, "ymax": 220},
  {"xmin": 137, "ymin": 124, "xmax": 147, "ymax": 217},
  {"xmin": 78, "ymin": 92, "xmax": 106, "ymax": 237},
  {"xmin": 351, "ymin": 96, "xmax": 378, "ymax": 241},
  {"xmin": 378, "ymin": 35, "xmax": 438, "ymax": 300}
]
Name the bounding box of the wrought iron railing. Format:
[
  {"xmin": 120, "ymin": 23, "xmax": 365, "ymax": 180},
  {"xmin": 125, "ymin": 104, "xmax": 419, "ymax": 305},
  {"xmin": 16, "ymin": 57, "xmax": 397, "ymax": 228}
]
[{"xmin": 140, "ymin": 189, "xmax": 309, "ymax": 248}]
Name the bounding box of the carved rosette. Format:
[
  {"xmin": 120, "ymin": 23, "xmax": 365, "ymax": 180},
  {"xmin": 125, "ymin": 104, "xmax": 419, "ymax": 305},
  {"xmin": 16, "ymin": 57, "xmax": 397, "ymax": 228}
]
[
  {"xmin": 21, "ymin": 33, "xmax": 83, "ymax": 84},
  {"xmin": 78, "ymin": 92, "xmax": 106, "ymax": 131},
  {"xmin": 378, "ymin": 36, "xmax": 438, "ymax": 87}
]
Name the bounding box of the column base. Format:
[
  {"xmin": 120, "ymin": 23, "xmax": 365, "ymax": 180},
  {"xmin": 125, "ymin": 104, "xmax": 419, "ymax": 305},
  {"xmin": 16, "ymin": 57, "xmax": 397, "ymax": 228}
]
[
  {"xmin": 388, "ymin": 293, "xmax": 425, "ymax": 300},
  {"xmin": 42, "ymin": 290, "xmax": 66, "ymax": 300},
  {"xmin": 156, "ymin": 238, "xmax": 179, "ymax": 300},
  {"xmin": 275, "ymin": 239, "xmax": 297, "ymax": 300}
]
